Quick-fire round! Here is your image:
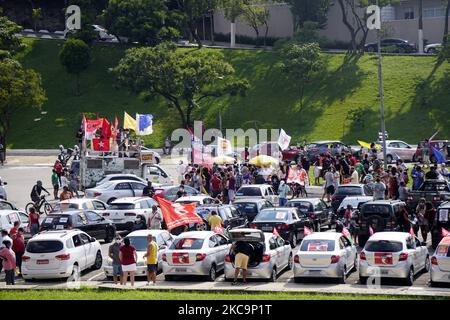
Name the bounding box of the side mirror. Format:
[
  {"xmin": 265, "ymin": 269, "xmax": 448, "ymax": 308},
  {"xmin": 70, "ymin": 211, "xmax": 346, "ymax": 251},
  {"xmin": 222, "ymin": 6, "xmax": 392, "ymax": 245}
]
[{"xmin": 90, "ymin": 237, "xmax": 96, "ymax": 242}]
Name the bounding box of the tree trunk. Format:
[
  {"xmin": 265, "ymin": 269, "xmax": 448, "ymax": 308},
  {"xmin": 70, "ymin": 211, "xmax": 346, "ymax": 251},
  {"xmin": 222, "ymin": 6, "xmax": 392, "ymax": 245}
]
[
  {"xmin": 337, "ymin": 0, "xmax": 358, "ymax": 54},
  {"xmin": 444, "ymin": 0, "xmax": 450, "ymax": 43},
  {"xmin": 264, "ymin": 22, "xmax": 269, "ymax": 48},
  {"xmin": 254, "ymin": 28, "xmax": 260, "ymax": 47},
  {"xmin": 171, "ymin": 101, "xmax": 188, "ymax": 129},
  {"xmin": 188, "ymin": 21, "xmax": 202, "ymax": 48}
]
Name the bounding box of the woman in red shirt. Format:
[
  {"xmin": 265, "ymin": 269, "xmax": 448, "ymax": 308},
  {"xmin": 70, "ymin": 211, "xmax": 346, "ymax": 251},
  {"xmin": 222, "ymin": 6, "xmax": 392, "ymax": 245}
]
[
  {"xmin": 119, "ymin": 238, "xmax": 137, "ymax": 287},
  {"xmin": 28, "ymin": 207, "xmax": 40, "ymax": 236},
  {"xmin": 12, "ymin": 228, "xmax": 25, "ymax": 275}
]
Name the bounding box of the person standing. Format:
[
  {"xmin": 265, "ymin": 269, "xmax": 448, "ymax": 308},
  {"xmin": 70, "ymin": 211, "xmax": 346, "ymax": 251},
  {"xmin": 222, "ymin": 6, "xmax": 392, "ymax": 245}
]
[
  {"xmin": 373, "ymin": 178, "xmax": 386, "ymax": 200},
  {"xmin": 51, "ymin": 170, "xmax": 59, "ymax": 200},
  {"xmin": 69, "ymin": 171, "xmax": 80, "ymax": 198},
  {"xmin": 0, "ymin": 142, "xmax": 4, "ymax": 166},
  {"xmin": 119, "ymin": 237, "xmax": 137, "ymax": 287},
  {"xmin": 0, "ymin": 240, "xmax": 16, "ymax": 285},
  {"xmin": 210, "ymin": 173, "xmax": 221, "ymax": 199},
  {"xmin": 411, "ymin": 166, "xmax": 424, "ymax": 190},
  {"xmin": 108, "ymin": 235, "xmax": 122, "ymax": 285},
  {"xmin": 422, "ymin": 139, "xmax": 430, "ymax": 167},
  {"xmin": 202, "ymin": 167, "xmax": 211, "ymax": 194},
  {"xmin": 53, "ymin": 160, "xmax": 63, "ymax": 185},
  {"xmin": 227, "ymin": 170, "xmax": 237, "ymax": 203},
  {"xmin": 208, "ymin": 210, "xmax": 222, "ymax": 231},
  {"xmin": 9, "ymin": 221, "xmax": 19, "ymax": 239},
  {"xmin": 142, "ymin": 181, "xmax": 155, "ymax": 197},
  {"xmin": 424, "ymin": 202, "xmax": 436, "ymax": 241},
  {"xmin": 177, "ymin": 161, "xmax": 186, "ymax": 184},
  {"xmin": 416, "ymin": 199, "xmax": 428, "ymax": 242},
  {"xmin": 59, "ymin": 186, "xmax": 73, "ymax": 201},
  {"xmin": 147, "ymin": 206, "xmax": 162, "ymax": 230},
  {"xmin": 231, "ymin": 239, "xmax": 253, "ymax": 285},
  {"xmin": 143, "ymin": 234, "xmax": 158, "ymax": 286},
  {"xmin": 323, "ymin": 169, "xmax": 335, "ymax": 202},
  {"xmin": 278, "ymin": 180, "xmax": 291, "ymax": 207},
  {"xmin": 12, "ymin": 228, "xmax": 25, "ymax": 276},
  {"xmin": 0, "ymin": 230, "xmax": 12, "ymax": 274},
  {"xmin": 398, "ymin": 181, "xmax": 409, "ymax": 202},
  {"xmin": 350, "ymin": 167, "xmax": 359, "ymax": 184},
  {"xmin": 28, "ymin": 207, "xmax": 40, "ymax": 236}
]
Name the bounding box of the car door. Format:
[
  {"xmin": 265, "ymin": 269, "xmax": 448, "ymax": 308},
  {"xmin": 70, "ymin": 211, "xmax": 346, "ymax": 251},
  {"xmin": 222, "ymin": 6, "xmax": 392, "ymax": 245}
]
[
  {"xmin": 71, "ymin": 234, "xmax": 87, "ymax": 269},
  {"xmin": 79, "ymin": 232, "xmax": 95, "ymax": 268},
  {"xmin": 93, "ymin": 200, "xmax": 107, "ymax": 215},
  {"xmin": 114, "ymin": 182, "xmax": 134, "ymax": 198},
  {"xmin": 276, "ymin": 236, "xmax": 290, "ymax": 269},
  {"xmin": 290, "ymin": 211, "xmax": 302, "ymax": 238},
  {"xmin": 76, "ymin": 212, "xmax": 91, "ymax": 236},
  {"xmin": 131, "ymin": 182, "xmax": 146, "ymax": 197},
  {"xmin": 85, "ymin": 210, "xmax": 104, "ymax": 239},
  {"xmin": 268, "ymin": 187, "xmax": 278, "ymax": 204},
  {"xmin": 414, "ymin": 236, "xmax": 427, "ymax": 271},
  {"xmin": 398, "ymin": 141, "xmax": 413, "ymax": 160},
  {"xmin": 405, "ymin": 237, "xmax": 419, "ymax": 273},
  {"xmin": 215, "ymin": 234, "xmax": 229, "ymax": 270}
]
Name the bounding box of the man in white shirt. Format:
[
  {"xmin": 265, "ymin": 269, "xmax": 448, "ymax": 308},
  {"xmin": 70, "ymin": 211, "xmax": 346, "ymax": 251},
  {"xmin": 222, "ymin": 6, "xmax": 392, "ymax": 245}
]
[
  {"xmin": 147, "ymin": 206, "xmax": 163, "ymax": 230},
  {"xmin": 177, "ymin": 161, "xmax": 186, "ymax": 183},
  {"xmin": 0, "ymin": 178, "xmax": 6, "ymax": 200}
]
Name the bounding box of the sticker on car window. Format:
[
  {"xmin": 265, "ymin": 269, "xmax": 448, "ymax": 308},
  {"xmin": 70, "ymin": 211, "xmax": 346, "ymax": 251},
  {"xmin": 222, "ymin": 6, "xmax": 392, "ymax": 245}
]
[
  {"xmin": 181, "ymin": 239, "xmax": 194, "ymax": 248},
  {"xmin": 44, "ymin": 217, "xmax": 53, "ymax": 223},
  {"xmin": 437, "ymin": 245, "xmax": 449, "ymax": 257},
  {"xmin": 439, "ymin": 209, "xmax": 449, "ymax": 222},
  {"xmin": 275, "ymin": 212, "xmax": 286, "ymax": 220},
  {"xmin": 307, "ymin": 242, "xmax": 329, "ymax": 251},
  {"xmin": 59, "ymin": 217, "xmax": 68, "ymax": 223}
]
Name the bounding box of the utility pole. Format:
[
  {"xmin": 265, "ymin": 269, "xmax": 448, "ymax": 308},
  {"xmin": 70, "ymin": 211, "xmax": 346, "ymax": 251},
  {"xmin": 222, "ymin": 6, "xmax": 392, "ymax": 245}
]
[{"xmin": 418, "ymin": 0, "xmax": 424, "ymax": 53}]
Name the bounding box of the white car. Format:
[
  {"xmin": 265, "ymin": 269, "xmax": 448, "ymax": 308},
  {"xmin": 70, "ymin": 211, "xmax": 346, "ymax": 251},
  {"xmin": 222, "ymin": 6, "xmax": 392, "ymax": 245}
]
[
  {"xmin": 96, "ymin": 174, "xmax": 148, "ymax": 187},
  {"xmin": 337, "ymin": 196, "xmax": 373, "ymax": 212},
  {"xmin": 293, "ymin": 232, "xmax": 357, "ymax": 283},
  {"xmin": 102, "ymin": 197, "xmax": 160, "ymax": 231},
  {"xmin": 0, "ymin": 210, "xmax": 28, "ymax": 233},
  {"xmin": 430, "ymin": 237, "xmax": 450, "ymax": 286},
  {"xmin": 85, "ymin": 180, "xmax": 147, "ymax": 204},
  {"xmin": 425, "ymin": 43, "xmax": 441, "ymax": 54},
  {"xmin": 52, "ymin": 198, "xmax": 108, "ymax": 214},
  {"xmin": 104, "ymin": 229, "xmax": 174, "ymax": 278},
  {"xmin": 359, "ymin": 232, "xmax": 429, "ymax": 286},
  {"xmin": 64, "ymin": 24, "xmax": 118, "ymax": 41},
  {"xmin": 376, "ymin": 140, "xmax": 417, "ymax": 163},
  {"xmin": 22, "ymin": 230, "xmax": 102, "ymax": 280},
  {"xmin": 142, "ymin": 164, "xmax": 174, "ymax": 186},
  {"xmin": 175, "ymin": 195, "xmax": 217, "ymax": 206},
  {"xmin": 235, "ymin": 184, "xmax": 279, "ymax": 205}
]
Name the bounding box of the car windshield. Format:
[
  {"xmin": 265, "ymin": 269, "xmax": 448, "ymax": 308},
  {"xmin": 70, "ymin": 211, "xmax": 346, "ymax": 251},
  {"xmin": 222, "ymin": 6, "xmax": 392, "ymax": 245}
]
[
  {"xmin": 59, "ymin": 203, "xmax": 80, "ymax": 211},
  {"xmin": 335, "ymin": 186, "xmax": 363, "ymax": 196},
  {"xmin": 234, "ymin": 203, "xmax": 258, "ymax": 214},
  {"xmin": 108, "ymin": 203, "xmax": 135, "ymax": 210},
  {"xmin": 254, "ymin": 210, "xmax": 288, "ymax": 221},
  {"xmin": 96, "ymin": 182, "xmax": 113, "ymax": 189},
  {"xmin": 170, "ymin": 238, "xmax": 204, "ymax": 250},
  {"xmin": 0, "ymin": 202, "xmax": 14, "ymax": 210},
  {"xmin": 287, "ymin": 201, "xmax": 312, "ymax": 212},
  {"xmin": 27, "ymin": 240, "xmax": 64, "ymax": 253},
  {"xmin": 362, "ymin": 205, "xmax": 392, "ymax": 218},
  {"xmin": 365, "ymin": 240, "xmax": 403, "ymax": 252},
  {"xmin": 127, "ymin": 236, "xmax": 149, "ymax": 251},
  {"xmin": 420, "ymin": 182, "xmax": 450, "ymax": 192},
  {"xmin": 300, "ymin": 240, "xmax": 335, "ymax": 252},
  {"xmin": 42, "ymin": 215, "xmax": 71, "ymax": 226},
  {"xmin": 236, "ymin": 187, "xmax": 262, "ymax": 197}
]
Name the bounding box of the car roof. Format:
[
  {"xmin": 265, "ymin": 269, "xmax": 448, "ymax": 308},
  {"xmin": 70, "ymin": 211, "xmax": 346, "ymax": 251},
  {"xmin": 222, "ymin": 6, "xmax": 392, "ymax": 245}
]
[
  {"xmin": 337, "ymin": 184, "xmax": 364, "ymax": 188},
  {"xmin": 302, "ymin": 232, "xmax": 342, "ymax": 241},
  {"xmin": 105, "ymin": 174, "xmax": 142, "ymax": 178},
  {"xmin": 176, "ymin": 195, "xmax": 211, "ymax": 201},
  {"xmin": 368, "ymin": 232, "xmax": 410, "ymax": 241},
  {"xmin": 0, "ymin": 210, "xmax": 22, "ymax": 216},
  {"xmin": 126, "ymin": 230, "xmax": 168, "ymax": 237},
  {"xmin": 60, "ymin": 198, "xmax": 99, "ymax": 205},
  {"xmin": 289, "ymin": 198, "xmax": 321, "ymax": 204},
  {"xmin": 174, "ymin": 231, "xmax": 217, "ymax": 239},
  {"xmin": 239, "ymin": 184, "xmax": 272, "ymax": 189},
  {"xmin": 233, "ymin": 198, "xmax": 265, "ymax": 204},
  {"xmin": 111, "ymin": 197, "xmax": 152, "ymax": 204},
  {"xmin": 30, "ymin": 229, "xmax": 83, "ymax": 240},
  {"xmin": 310, "ymin": 140, "xmax": 343, "ymax": 145},
  {"xmin": 48, "ymin": 210, "xmax": 82, "ymax": 216},
  {"xmin": 364, "ymin": 200, "xmax": 402, "ymax": 205}
]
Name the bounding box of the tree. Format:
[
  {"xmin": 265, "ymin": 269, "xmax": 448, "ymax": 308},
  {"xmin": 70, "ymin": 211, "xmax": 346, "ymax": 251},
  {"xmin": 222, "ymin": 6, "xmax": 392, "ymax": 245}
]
[
  {"xmin": 278, "ymin": 42, "xmax": 326, "ymax": 110},
  {"xmin": 0, "ymin": 58, "xmax": 46, "ymax": 156},
  {"xmin": 31, "ymin": 7, "xmax": 42, "ymax": 31},
  {"xmin": 175, "ymin": 0, "xmax": 218, "ymax": 48},
  {"xmin": 102, "ymin": 0, "xmax": 182, "ymax": 45},
  {"xmin": 59, "ymin": 38, "xmax": 91, "ymax": 96},
  {"xmin": 444, "ymin": 0, "xmax": 450, "ymax": 44},
  {"xmin": 114, "ymin": 42, "xmax": 249, "ymax": 128},
  {"xmin": 240, "ymin": 0, "xmax": 271, "ymax": 47},
  {"xmin": 219, "ymin": 0, "xmax": 246, "ymax": 47},
  {"xmin": 285, "ymin": 0, "xmax": 331, "ymax": 32},
  {"xmin": 0, "ymin": 13, "xmax": 23, "ymax": 54}
]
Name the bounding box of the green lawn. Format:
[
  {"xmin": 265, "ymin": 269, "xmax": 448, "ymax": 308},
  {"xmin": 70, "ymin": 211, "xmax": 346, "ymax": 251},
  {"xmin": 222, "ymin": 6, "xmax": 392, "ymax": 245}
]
[
  {"xmin": 0, "ymin": 289, "xmax": 442, "ymax": 300},
  {"xmin": 8, "ymin": 38, "xmax": 450, "ymax": 148}
]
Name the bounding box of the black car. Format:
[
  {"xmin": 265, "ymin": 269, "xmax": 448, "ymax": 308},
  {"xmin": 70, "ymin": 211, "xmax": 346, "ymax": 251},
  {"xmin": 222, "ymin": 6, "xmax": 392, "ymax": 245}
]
[
  {"xmin": 287, "ymin": 198, "xmax": 334, "ymax": 231},
  {"xmin": 357, "ymin": 200, "xmax": 407, "ymax": 246},
  {"xmin": 249, "ymin": 207, "xmax": 307, "ymax": 248},
  {"xmin": 195, "ymin": 204, "xmax": 248, "ymax": 231},
  {"xmin": 233, "ymin": 198, "xmax": 275, "ymax": 222},
  {"xmin": 40, "ymin": 210, "xmax": 116, "ymax": 243},
  {"xmin": 305, "ymin": 141, "xmax": 352, "ymax": 162},
  {"xmin": 331, "ymin": 184, "xmax": 373, "ymax": 213},
  {"xmin": 432, "ymin": 202, "xmax": 450, "ymax": 249},
  {"xmin": 365, "ymin": 38, "xmax": 417, "ymax": 53}
]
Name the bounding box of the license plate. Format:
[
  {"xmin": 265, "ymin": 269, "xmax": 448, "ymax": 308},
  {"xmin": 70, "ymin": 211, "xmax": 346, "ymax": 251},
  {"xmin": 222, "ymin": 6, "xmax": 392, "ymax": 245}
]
[
  {"xmin": 37, "ymin": 259, "xmax": 49, "ymax": 265},
  {"xmin": 175, "ymin": 268, "xmax": 187, "ymax": 272},
  {"xmin": 309, "ymin": 270, "xmax": 321, "ymax": 273},
  {"xmin": 55, "ymin": 225, "xmax": 64, "ymax": 230},
  {"xmin": 381, "ymin": 270, "xmax": 389, "ymax": 275},
  {"xmin": 262, "ymin": 226, "xmax": 272, "ymax": 232}
]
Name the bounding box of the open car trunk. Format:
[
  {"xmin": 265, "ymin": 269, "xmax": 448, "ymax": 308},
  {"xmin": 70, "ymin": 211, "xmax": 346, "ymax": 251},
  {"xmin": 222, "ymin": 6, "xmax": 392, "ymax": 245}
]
[{"xmin": 229, "ymin": 242, "xmax": 265, "ymax": 268}]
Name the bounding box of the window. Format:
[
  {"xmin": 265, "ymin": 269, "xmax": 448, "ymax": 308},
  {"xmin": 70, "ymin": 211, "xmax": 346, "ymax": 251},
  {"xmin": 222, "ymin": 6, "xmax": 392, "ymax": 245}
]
[
  {"xmin": 131, "ymin": 182, "xmax": 145, "ymax": 190},
  {"xmin": 406, "ymin": 238, "xmax": 416, "ymax": 250},
  {"xmin": 146, "ymin": 199, "xmax": 158, "ymax": 208},
  {"xmin": 254, "ymin": 210, "xmax": 288, "ymax": 221},
  {"xmin": 78, "ymin": 213, "xmax": 88, "ymax": 225},
  {"xmin": 397, "ymin": 142, "xmax": 410, "ymax": 149},
  {"xmin": 424, "ymin": 7, "xmax": 446, "ymax": 18},
  {"xmin": 208, "ymin": 236, "xmax": 218, "ymax": 248},
  {"xmin": 216, "ymin": 234, "xmax": 228, "ymax": 246},
  {"xmin": 236, "ymin": 187, "xmax": 262, "ymax": 197},
  {"xmin": 72, "ymin": 235, "xmax": 83, "ymax": 247},
  {"xmin": 18, "ymin": 212, "xmax": 28, "ymax": 224},
  {"xmin": 300, "ymin": 240, "xmax": 335, "ymax": 252},
  {"xmin": 84, "ymin": 201, "xmax": 94, "ymax": 210},
  {"xmin": 0, "ymin": 201, "xmax": 14, "ymax": 210},
  {"xmin": 66, "ymin": 239, "xmax": 74, "ymax": 249},
  {"xmin": 365, "ymin": 240, "xmax": 403, "ymax": 252},
  {"xmin": 93, "ymin": 201, "xmax": 106, "ymax": 210},
  {"xmin": 115, "ymin": 183, "xmax": 131, "ymax": 190},
  {"xmin": 161, "ymin": 232, "xmax": 172, "ymax": 245},
  {"xmin": 269, "ymin": 237, "xmax": 278, "ymax": 250},
  {"xmin": 404, "ymin": 8, "xmax": 414, "ymax": 19},
  {"xmin": 27, "ymin": 240, "xmax": 64, "ymax": 253},
  {"xmin": 85, "ymin": 211, "xmax": 102, "ymax": 222},
  {"xmin": 171, "ymin": 238, "xmax": 204, "ymax": 250},
  {"xmin": 79, "ymin": 233, "xmax": 91, "ymax": 245},
  {"xmin": 276, "ymin": 236, "xmax": 285, "ymax": 247},
  {"xmin": 108, "ymin": 203, "xmax": 135, "ymax": 210}
]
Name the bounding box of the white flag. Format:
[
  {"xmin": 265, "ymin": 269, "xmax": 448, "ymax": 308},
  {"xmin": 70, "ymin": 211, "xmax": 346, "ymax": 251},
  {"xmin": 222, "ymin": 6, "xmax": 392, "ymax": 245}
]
[
  {"xmin": 136, "ymin": 113, "xmax": 153, "ymax": 136},
  {"xmin": 216, "ymin": 137, "xmax": 233, "ymax": 156},
  {"xmin": 278, "ymin": 129, "xmax": 291, "ymax": 151}
]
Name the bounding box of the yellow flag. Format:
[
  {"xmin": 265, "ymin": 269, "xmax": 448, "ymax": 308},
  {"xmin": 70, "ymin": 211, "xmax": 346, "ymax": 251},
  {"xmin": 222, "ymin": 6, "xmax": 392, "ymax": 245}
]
[{"xmin": 123, "ymin": 112, "xmax": 136, "ymax": 131}]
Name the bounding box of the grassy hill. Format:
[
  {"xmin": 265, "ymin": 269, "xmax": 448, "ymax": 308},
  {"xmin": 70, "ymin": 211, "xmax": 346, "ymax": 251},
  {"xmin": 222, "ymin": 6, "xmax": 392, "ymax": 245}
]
[{"xmin": 8, "ymin": 38, "xmax": 450, "ymax": 149}]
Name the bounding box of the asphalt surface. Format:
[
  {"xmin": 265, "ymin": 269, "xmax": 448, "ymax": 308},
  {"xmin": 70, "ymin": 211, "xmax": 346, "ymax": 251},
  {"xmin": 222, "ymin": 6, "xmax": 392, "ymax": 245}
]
[{"xmin": 0, "ymin": 155, "xmax": 446, "ymax": 293}]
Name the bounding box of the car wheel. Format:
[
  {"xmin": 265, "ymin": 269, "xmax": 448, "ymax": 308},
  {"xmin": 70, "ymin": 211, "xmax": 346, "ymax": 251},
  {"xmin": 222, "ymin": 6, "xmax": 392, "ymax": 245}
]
[
  {"xmin": 195, "ymin": 223, "xmax": 207, "ymax": 231},
  {"xmin": 104, "ymin": 228, "xmax": 115, "ymax": 243},
  {"xmin": 359, "ymin": 276, "xmax": 368, "ymax": 285},
  {"xmin": 270, "ymin": 268, "xmax": 277, "ymax": 282},
  {"xmin": 107, "ymin": 198, "xmax": 117, "ymax": 205},
  {"xmin": 207, "ymin": 265, "xmax": 217, "ymax": 282},
  {"xmin": 92, "ymin": 251, "xmax": 103, "ymax": 270},
  {"xmin": 405, "ymin": 267, "xmax": 414, "ymax": 286},
  {"xmin": 424, "ymin": 256, "xmax": 430, "ymax": 273},
  {"xmin": 286, "ymin": 253, "xmax": 293, "ymax": 270},
  {"xmin": 386, "ymin": 155, "xmax": 393, "ymax": 164},
  {"xmin": 294, "ymin": 277, "xmax": 303, "ymax": 283},
  {"xmin": 428, "ymin": 48, "xmax": 436, "ymax": 54},
  {"xmin": 164, "ymin": 275, "xmax": 175, "ymax": 281}
]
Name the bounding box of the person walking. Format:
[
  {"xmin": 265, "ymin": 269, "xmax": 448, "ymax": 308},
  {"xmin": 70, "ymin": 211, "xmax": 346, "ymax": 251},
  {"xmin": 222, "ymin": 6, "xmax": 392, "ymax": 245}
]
[
  {"xmin": 424, "ymin": 202, "xmax": 436, "ymax": 241},
  {"xmin": 322, "ymin": 169, "xmax": 335, "ymax": 202},
  {"xmin": 12, "ymin": 228, "xmax": 25, "ymax": 276},
  {"xmin": 231, "ymin": 238, "xmax": 253, "ymax": 285},
  {"xmin": 208, "ymin": 211, "xmax": 222, "ymax": 231},
  {"xmin": 51, "ymin": 170, "xmax": 59, "ymax": 200},
  {"xmin": 0, "ymin": 142, "xmax": 4, "ymax": 166},
  {"xmin": 69, "ymin": 171, "xmax": 80, "ymax": 198},
  {"xmin": 373, "ymin": 177, "xmax": 386, "ymax": 200},
  {"xmin": 278, "ymin": 180, "xmax": 290, "ymax": 207},
  {"xmin": 0, "ymin": 240, "xmax": 16, "ymax": 285},
  {"xmin": 227, "ymin": 170, "xmax": 237, "ymax": 203},
  {"xmin": 119, "ymin": 237, "xmax": 137, "ymax": 287},
  {"xmin": 28, "ymin": 207, "xmax": 40, "ymax": 236},
  {"xmin": 210, "ymin": 173, "xmax": 221, "ymax": 199},
  {"xmin": 398, "ymin": 181, "xmax": 409, "ymax": 202},
  {"xmin": 53, "ymin": 160, "xmax": 63, "ymax": 185},
  {"xmin": 147, "ymin": 206, "xmax": 162, "ymax": 230},
  {"xmin": 143, "ymin": 234, "xmax": 158, "ymax": 286},
  {"xmin": 108, "ymin": 235, "xmax": 122, "ymax": 285}
]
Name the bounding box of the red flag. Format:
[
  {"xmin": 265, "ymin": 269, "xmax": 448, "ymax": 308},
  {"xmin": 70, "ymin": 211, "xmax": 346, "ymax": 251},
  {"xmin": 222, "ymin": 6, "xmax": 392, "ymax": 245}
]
[
  {"xmin": 369, "ymin": 225, "xmax": 374, "ymax": 236},
  {"xmin": 410, "ymin": 226, "xmax": 415, "ymax": 238},
  {"xmin": 273, "ymin": 227, "xmax": 280, "ymax": 236},
  {"xmin": 442, "ymin": 228, "xmax": 450, "ymax": 238},
  {"xmin": 342, "ymin": 226, "xmax": 350, "ymax": 237},
  {"xmin": 86, "ymin": 118, "xmax": 103, "ymax": 140},
  {"xmin": 156, "ymin": 198, "xmax": 203, "ymax": 231},
  {"xmin": 92, "ymin": 138, "xmax": 110, "ymax": 151},
  {"xmin": 214, "ymin": 225, "xmax": 224, "ymax": 234},
  {"xmin": 304, "ymin": 226, "xmax": 312, "ymax": 236},
  {"xmin": 101, "ymin": 118, "xmax": 111, "ymax": 139}
]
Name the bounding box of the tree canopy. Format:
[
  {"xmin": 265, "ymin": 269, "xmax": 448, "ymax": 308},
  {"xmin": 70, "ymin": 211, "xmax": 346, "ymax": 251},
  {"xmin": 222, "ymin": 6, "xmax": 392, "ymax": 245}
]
[
  {"xmin": 0, "ymin": 14, "xmax": 23, "ymax": 54},
  {"xmin": 59, "ymin": 38, "xmax": 91, "ymax": 95},
  {"xmin": 285, "ymin": 0, "xmax": 331, "ymax": 31},
  {"xmin": 114, "ymin": 42, "xmax": 249, "ymax": 128}
]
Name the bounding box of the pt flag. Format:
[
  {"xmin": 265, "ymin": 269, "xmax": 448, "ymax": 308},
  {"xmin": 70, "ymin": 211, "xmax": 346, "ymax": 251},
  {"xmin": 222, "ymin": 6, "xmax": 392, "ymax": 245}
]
[
  {"xmin": 156, "ymin": 198, "xmax": 203, "ymax": 231},
  {"xmin": 111, "ymin": 116, "xmax": 119, "ymax": 139},
  {"xmin": 85, "ymin": 118, "xmax": 103, "ymax": 140},
  {"xmin": 278, "ymin": 129, "xmax": 291, "ymax": 151},
  {"xmin": 92, "ymin": 138, "xmax": 110, "ymax": 151},
  {"xmin": 273, "ymin": 227, "xmax": 280, "ymax": 236},
  {"xmin": 136, "ymin": 113, "xmax": 153, "ymax": 136},
  {"xmin": 123, "ymin": 112, "xmax": 137, "ymax": 131}
]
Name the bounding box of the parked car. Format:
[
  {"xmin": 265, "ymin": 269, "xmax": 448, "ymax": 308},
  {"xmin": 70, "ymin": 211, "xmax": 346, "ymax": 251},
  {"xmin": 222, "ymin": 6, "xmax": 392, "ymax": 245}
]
[
  {"xmin": 64, "ymin": 24, "xmax": 118, "ymax": 42},
  {"xmin": 305, "ymin": 141, "xmax": 352, "ymax": 161},
  {"xmin": 336, "ymin": 196, "xmax": 373, "ymax": 216},
  {"xmin": 104, "ymin": 229, "xmax": 174, "ymax": 278},
  {"xmin": 414, "ymin": 140, "xmax": 449, "ymax": 163},
  {"xmin": 154, "ymin": 185, "xmax": 202, "ymax": 202},
  {"xmin": 52, "ymin": 198, "xmax": 108, "ymax": 214},
  {"xmin": 101, "ymin": 197, "xmax": 160, "ymax": 232},
  {"xmin": 141, "ymin": 164, "xmax": 173, "ymax": 185},
  {"xmin": 431, "ymin": 202, "xmax": 450, "ymax": 249},
  {"xmin": 85, "ymin": 180, "xmax": 147, "ymax": 204},
  {"xmin": 249, "ymin": 207, "xmax": 307, "ymax": 248},
  {"xmin": 175, "ymin": 195, "xmax": 217, "ymax": 206},
  {"xmin": 22, "ymin": 230, "xmax": 103, "ymax": 280},
  {"xmin": 359, "ymin": 232, "xmax": 429, "ymax": 286},
  {"xmin": 425, "ymin": 43, "xmax": 442, "ymax": 54},
  {"xmin": 287, "ymin": 198, "xmax": 334, "ymax": 231},
  {"xmin": 365, "ymin": 38, "xmax": 417, "ymax": 53},
  {"xmin": 0, "ymin": 199, "xmax": 18, "ymax": 210},
  {"xmin": 195, "ymin": 204, "xmax": 248, "ymax": 231},
  {"xmin": 233, "ymin": 198, "xmax": 275, "ymax": 222},
  {"xmin": 0, "ymin": 210, "xmax": 27, "ymax": 234},
  {"xmin": 224, "ymin": 229, "xmax": 292, "ymax": 281},
  {"xmin": 430, "ymin": 236, "xmax": 450, "ymax": 286},
  {"xmin": 331, "ymin": 184, "xmax": 373, "ymax": 213},
  {"xmin": 293, "ymin": 232, "xmax": 357, "ymax": 283},
  {"xmin": 406, "ymin": 180, "xmax": 450, "ymax": 214},
  {"xmin": 376, "ymin": 140, "xmax": 417, "ymax": 163},
  {"xmin": 40, "ymin": 210, "xmax": 116, "ymax": 243},
  {"xmin": 96, "ymin": 174, "xmax": 148, "ymax": 186},
  {"xmin": 130, "ymin": 147, "xmax": 161, "ymax": 164},
  {"xmin": 357, "ymin": 200, "xmax": 407, "ymax": 246},
  {"xmin": 235, "ymin": 184, "xmax": 279, "ymax": 205},
  {"xmin": 162, "ymin": 231, "xmax": 231, "ymax": 281}
]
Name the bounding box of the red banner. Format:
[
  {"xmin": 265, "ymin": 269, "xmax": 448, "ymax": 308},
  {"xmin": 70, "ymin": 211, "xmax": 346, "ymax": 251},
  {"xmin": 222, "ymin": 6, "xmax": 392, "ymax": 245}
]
[
  {"xmin": 92, "ymin": 138, "xmax": 110, "ymax": 151},
  {"xmin": 86, "ymin": 118, "xmax": 103, "ymax": 133},
  {"xmin": 156, "ymin": 198, "xmax": 203, "ymax": 231},
  {"xmin": 101, "ymin": 118, "xmax": 111, "ymax": 139}
]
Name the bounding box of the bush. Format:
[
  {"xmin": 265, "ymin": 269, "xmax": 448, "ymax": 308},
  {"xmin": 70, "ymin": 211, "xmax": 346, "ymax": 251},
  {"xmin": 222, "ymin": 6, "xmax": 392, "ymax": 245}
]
[{"xmin": 213, "ymin": 33, "xmax": 281, "ymax": 47}]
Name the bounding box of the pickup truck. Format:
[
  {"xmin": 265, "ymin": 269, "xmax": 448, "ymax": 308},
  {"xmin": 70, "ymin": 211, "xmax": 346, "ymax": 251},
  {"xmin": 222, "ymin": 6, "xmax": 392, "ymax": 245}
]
[{"xmin": 406, "ymin": 179, "xmax": 450, "ymax": 212}]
